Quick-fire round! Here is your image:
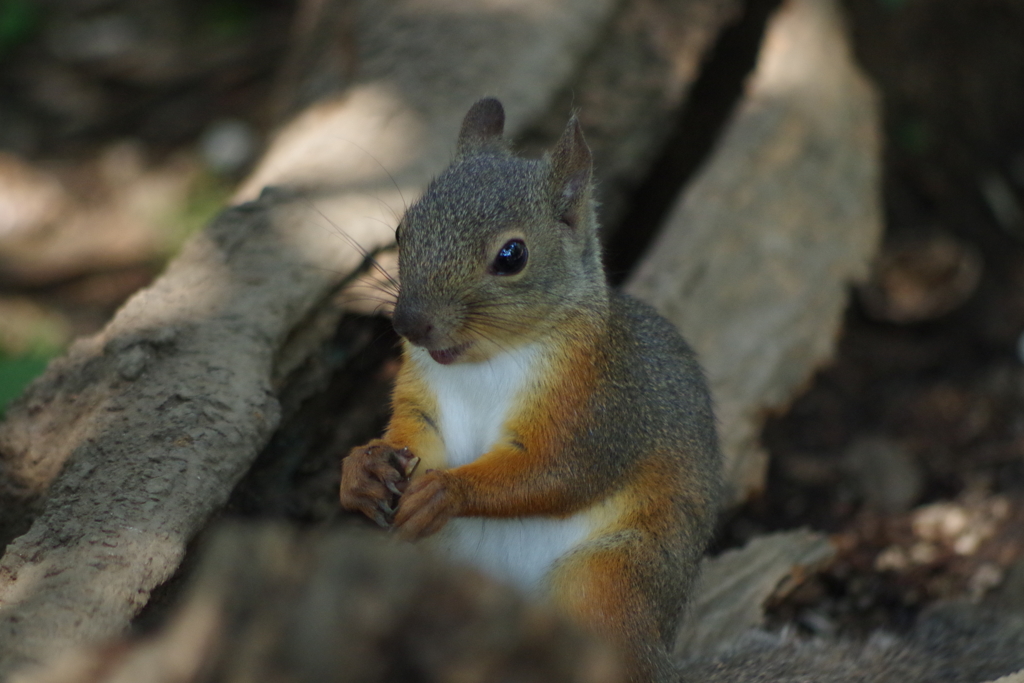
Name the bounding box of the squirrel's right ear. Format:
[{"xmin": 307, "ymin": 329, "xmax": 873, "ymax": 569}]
[
  {"xmin": 457, "ymin": 98, "xmax": 506, "ymax": 156},
  {"xmin": 549, "ymin": 116, "xmax": 593, "ymax": 231}
]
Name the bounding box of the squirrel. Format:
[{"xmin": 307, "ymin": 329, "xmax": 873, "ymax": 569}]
[{"xmin": 338, "ymin": 97, "xmax": 720, "ymax": 683}]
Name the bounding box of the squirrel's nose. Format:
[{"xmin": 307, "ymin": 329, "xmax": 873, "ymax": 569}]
[{"xmin": 392, "ymin": 304, "xmax": 435, "ymax": 346}]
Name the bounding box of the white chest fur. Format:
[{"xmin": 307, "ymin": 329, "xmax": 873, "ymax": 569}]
[
  {"xmin": 410, "ymin": 343, "xmax": 543, "ymax": 468},
  {"xmin": 409, "ymin": 344, "xmax": 593, "ymax": 592}
]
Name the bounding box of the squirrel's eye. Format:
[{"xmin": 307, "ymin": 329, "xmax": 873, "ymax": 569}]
[
  {"xmin": 491, "ymin": 239, "xmax": 528, "ymax": 275},
  {"xmin": 395, "ymin": 222, "xmax": 403, "ymax": 244}
]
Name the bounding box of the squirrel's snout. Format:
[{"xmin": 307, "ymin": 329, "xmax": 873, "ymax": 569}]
[{"xmin": 392, "ymin": 304, "xmax": 436, "ymax": 347}]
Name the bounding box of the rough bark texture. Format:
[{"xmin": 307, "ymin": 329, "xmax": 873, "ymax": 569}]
[
  {"xmin": 0, "ymin": 198, "xmax": 338, "ymax": 673},
  {"xmin": 627, "ymin": 0, "xmax": 883, "ymax": 503}
]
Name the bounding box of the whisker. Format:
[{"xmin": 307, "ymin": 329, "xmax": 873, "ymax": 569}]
[
  {"xmin": 463, "ymin": 319, "xmax": 517, "ymax": 359},
  {"xmin": 372, "ymin": 302, "xmax": 397, "ymax": 317},
  {"xmin": 344, "ymin": 281, "xmax": 399, "ymax": 299},
  {"xmin": 326, "ymin": 135, "xmax": 409, "ymax": 215},
  {"xmin": 347, "ymin": 273, "xmax": 400, "ymax": 297},
  {"xmin": 300, "ymin": 197, "xmax": 402, "ymax": 293},
  {"xmin": 337, "ymin": 293, "xmax": 397, "ymax": 307}
]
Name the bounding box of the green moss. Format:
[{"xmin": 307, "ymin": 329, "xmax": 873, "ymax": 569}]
[
  {"xmin": 0, "ymin": 353, "xmax": 51, "ymax": 418},
  {"xmin": 161, "ymin": 170, "xmax": 234, "ymax": 255},
  {"xmin": 0, "ymin": 311, "xmax": 67, "ymax": 418}
]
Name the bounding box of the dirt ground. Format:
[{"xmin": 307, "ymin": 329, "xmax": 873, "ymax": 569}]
[{"xmin": 3, "ymin": 0, "xmax": 1024, "ymax": 640}]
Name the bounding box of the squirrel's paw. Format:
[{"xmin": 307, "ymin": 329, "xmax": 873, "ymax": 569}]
[
  {"xmin": 393, "ymin": 470, "xmax": 461, "ymax": 541},
  {"xmin": 339, "ymin": 442, "xmax": 419, "ymax": 528}
]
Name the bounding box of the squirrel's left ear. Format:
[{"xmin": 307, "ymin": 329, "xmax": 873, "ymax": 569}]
[
  {"xmin": 457, "ymin": 98, "xmax": 506, "ymax": 156},
  {"xmin": 549, "ymin": 116, "xmax": 593, "ymax": 230}
]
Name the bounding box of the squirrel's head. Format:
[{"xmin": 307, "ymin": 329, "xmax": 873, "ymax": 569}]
[{"xmin": 392, "ymin": 97, "xmax": 606, "ymax": 365}]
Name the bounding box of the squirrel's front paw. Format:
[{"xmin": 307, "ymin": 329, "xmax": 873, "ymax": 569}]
[
  {"xmin": 339, "ymin": 441, "xmax": 419, "ymax": 528},
  {"xmin": 393, "ymin": 470, "xmax": 462, "ymax": 541}
]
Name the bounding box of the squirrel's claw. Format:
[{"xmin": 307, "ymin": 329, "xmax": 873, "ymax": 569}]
[
  {"xmin": 393, "ymin": 470, "xmax": 458, "ymax": 541},
  {"xmin": 393, "ymin": 448, "xmax": 420, "ymax": 478},
  {"xmin": 340, "ymin": 441, "xmax": 416, "ymax": 529},
  {"xmin": 404, "ymin": 456, "xmax": 421, "ymax": 478}
]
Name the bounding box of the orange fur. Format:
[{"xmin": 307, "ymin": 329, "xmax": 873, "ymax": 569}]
[
  {"xmin": 546, "ymin": 456, "xmax": 698, "ymax": 680},
  {"xmin": 382, "ymin": 353, "xmax": 446, "ymax": 471},
  {"xmin": 549, "ymin": 541, "xmax": 664, "ymax": 677},
  {"xmin": 418, "ymin": 323, "xmax": 602, "ymax": 517}
]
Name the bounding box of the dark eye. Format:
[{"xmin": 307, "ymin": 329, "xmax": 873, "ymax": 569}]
[
  {"xmin": 395, "ymin": 222, "xmax": 403, "ymax": 244},
  {"xmin": 491, "ymin": 239, "xmax": 528, "ymax": 275}
]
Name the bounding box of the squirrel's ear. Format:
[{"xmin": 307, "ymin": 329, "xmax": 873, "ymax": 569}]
[
  {"xmin": 457, "ymin": 98, "xmax": 506, "ymax": 155},
  {"xmin": 549, "ymin": 116, "xmax": 593, "ymax": 230}
]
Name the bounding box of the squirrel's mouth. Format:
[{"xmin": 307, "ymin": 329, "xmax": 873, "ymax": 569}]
[{"xmin": 428, "ymin": 342, "xmax": 471, "ymax": 365}]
